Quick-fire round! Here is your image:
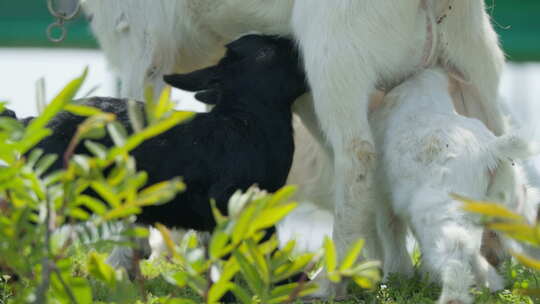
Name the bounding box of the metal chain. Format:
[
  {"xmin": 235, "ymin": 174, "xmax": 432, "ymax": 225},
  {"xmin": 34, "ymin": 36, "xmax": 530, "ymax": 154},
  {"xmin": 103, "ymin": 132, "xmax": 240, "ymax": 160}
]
[{"xmin": 46, "ymin": 0, "xmax": 81, "ymax": 43}]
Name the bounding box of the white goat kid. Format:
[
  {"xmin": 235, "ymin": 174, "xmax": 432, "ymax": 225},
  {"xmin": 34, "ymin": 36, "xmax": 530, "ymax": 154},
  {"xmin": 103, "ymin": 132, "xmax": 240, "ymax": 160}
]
[
  {"xmin": 83, "ymin": 0, "xmax": 506, "ymax": 298},
  {"xmin": 371, "ymin": 68, "xmax": 538, "ymax": 304}
]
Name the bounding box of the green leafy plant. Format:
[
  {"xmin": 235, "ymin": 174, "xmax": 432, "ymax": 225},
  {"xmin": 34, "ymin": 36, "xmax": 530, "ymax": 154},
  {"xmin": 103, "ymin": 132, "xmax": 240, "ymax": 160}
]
[
  {"xmin": 0, "ymin": 70, "xmax": 379, "ymax": 303},
  {"xmin": 0, "ymin": 70, "xmax": 191, "ymax": 303},
  {"xmin": 140, "ymin": 186, "xmax": 381, "ymax": 304}
]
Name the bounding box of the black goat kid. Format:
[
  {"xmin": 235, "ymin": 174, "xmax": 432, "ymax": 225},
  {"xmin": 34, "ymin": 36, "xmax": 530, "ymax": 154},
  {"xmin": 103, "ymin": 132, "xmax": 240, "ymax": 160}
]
[{"xmin": 2, "ymin": 35, "xmax": 307, "ymax": 233}]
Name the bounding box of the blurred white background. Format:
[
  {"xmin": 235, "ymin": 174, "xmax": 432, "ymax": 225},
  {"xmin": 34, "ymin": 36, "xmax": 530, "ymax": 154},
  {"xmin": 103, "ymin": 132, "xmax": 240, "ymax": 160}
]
[{"xmin": 0, "ymin": 48, "xmax": 206, "ymax": 117}]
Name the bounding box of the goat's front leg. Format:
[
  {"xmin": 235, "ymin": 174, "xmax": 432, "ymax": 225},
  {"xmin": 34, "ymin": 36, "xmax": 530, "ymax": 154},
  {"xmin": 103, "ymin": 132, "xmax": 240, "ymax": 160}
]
[
  {"xmin": 376, "ymin": 200, "xmax": 413, "ymax": 281},
  {"xmin": 293, "ymin": 3, "xmax": 382, "ymax": 299}
]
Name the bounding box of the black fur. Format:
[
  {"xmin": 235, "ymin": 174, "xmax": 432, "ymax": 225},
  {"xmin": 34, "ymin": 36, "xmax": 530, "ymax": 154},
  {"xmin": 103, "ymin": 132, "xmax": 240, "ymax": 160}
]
[
  {"xmin": 10, "ymin": 35, "xmax": 307, "ymax": 232},
  {"xmin": 0, "ymin": 108, "xmax": 17, "ymax": 119}
]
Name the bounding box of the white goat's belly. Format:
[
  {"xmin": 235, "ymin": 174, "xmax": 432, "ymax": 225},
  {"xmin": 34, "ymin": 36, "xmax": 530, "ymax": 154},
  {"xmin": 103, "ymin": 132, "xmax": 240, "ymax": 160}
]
[
  {"xmin": 84, "ymin": 0, "xmax": 430, "ymax": 98},
  {"xmin": 195, "ymin": 0, "xmax": 295, "ymax": 40}
]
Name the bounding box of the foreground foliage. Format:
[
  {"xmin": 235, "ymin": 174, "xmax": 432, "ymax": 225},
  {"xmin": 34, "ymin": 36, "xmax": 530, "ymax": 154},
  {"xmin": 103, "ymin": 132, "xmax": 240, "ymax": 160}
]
[{"xmin": 0, "ymin": 71, "xmax": 378, "ymax": 303}]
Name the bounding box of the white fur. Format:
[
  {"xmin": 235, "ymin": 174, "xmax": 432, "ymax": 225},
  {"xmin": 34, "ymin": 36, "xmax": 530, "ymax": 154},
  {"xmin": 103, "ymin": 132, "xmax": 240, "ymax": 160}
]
[
  {"xmin": 83, "ymin": 0, "xmax": 507, "ymax": 299},
  {"xmin": 370, "ymin": 68, "xmax": 539, "ymax": 303}
]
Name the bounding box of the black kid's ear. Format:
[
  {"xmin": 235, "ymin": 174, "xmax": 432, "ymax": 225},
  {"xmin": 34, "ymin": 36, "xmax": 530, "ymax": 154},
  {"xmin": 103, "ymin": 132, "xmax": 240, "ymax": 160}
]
[
  {"xmin": 163, "ymin": 66, "xmax": 218, "ymax": 92},
  {"xmin": 194, "ymin": 90, "xmax": 220, "ymax": 105}
]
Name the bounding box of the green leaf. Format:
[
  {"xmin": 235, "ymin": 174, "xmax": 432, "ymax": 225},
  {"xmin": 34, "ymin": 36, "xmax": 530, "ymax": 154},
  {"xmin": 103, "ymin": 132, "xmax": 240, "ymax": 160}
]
[
  {"xmin": 267, "ymin": 282, "xmax": 319, "ymax": 304},
  {"xmin": 210, "ymin": 199, "xmax": 227, "ymax": 225},
  {"xmin": 144, "ymin": 85, "xmax": 157, "ymax": 124},
  {"xmin": 156, "ymin": 223, "xmax": 177, "ymax": 258},
  {"xmin": 232, "ymin": 204, "xmax": 257, "ymax": 245},
  {"xmin": 34, "ymin": 154, "xmax": 58, "ymax": 177},
  {"xmin": 107, "ymin": 121, "xmax": 128, "ymax": 147},
  {"xmin": 208, "ymin": 282, "xmax": 235, "ymax": 304},
  {"xmin": 210, "ymin": 230, "xmax": 230, "ymax": 260},
  {"xmin": 245, "ymin": 239, "xmax": 270, "ymax": 284},
  {"xmin": 24, "ymin": 68, "xmax": 88, "ymax": 147},
  {"xmin": 26, "ymin": 148, "xmax": 44, "ymax": 168},
  {"xmin": 127, "ymin": 99, "xmax": 145, "ymax": 133},
  {"xmin": 122, "ymin": 226, "xmax": 150, "ymax": 239},
  {"xmin": 219, "ymin": 256, "xmax": 240, "ymax": 285},
  {"xmin": 72, "ymin": 155, "xmax": 91, "ymax": 176},
  {"xmin": 185, "ymin": 273, "xmax": 208, "ymax": 296},
  {"xmin": 487, "ymin": 222, "xmax": 540, "ymax": 246},
  {"xmin": 77, "ymin": 113, "xmax": 115, "ymax": 140},
  {"xmin": 512, "ymin": 251, "xmax": 540, "ymax": 271},
  {"xmin": 84, "ymin": 140, "xmax": 107, "ymax": 159},
  {"xmin": 107, "ymin": 166, "xmax": 127, "ymax": 186},
  {"xmin": 230, "ymin": 284, "xmax": 253, "ymax": 304},
  {"xmin": 155, "ymin": 86, "xmax": 174, "ymax": 120},
  {"xmin": 17, "ymin": 128, "xmax": 52, "ymax": 155},
  {"xmin": 64, "ymin": 104, "xmax": 103, "ymax": 117},
  {"xmin": 107, "ymin": 111, "xmax": 194, "ymax": 160},
  {"xmin": 339, "ymin": 239, "xmax": 365, "ymax": 271},
  {"xmin": 88, "ymin": 252, "xmax": 116, "ymax": 287},
  {"xmin": 76, "ymin": 195, "xmax": 107, "ymax": 215},
  {"xmin": 350, "ymin": 262, "xmax": 381, "ymax": 290},
  {"xmin": 273, "ymin": 253, "xmax": 314, "ymax": 283},
  {"xmin": 353, "ymin": 275, "xmax": 376, "ymax": 289},
  {"xmin": 233, "ymin": 249, "xmax": 265, "ymax": 296},
  {"xmin": 91, "ymin": 181, "xmax": 120, "ymax": 208},
  {"xmin": 103, "ymin": 206, "xmax": 141, "ymax": 221},
  {"xmin": 186, "ymin": 233, "xmax": 199, "ymax": 249},
  {"xmin": 268, "ymin": 282, "xmax": 298, "ymax": 303},
  {"xmin": 268, "ymin": 185, "xmax": 297, "ymax": 208},
  {"xmin": 70, "ymin": 208, "xmax": 91, "ymax": 220},
  {"xmin": 454, "ymin": 194, "xmax": 524, "ymax": 220},
  {"xmin": 324, "ymin": 237, "xmax": 337, "ymax": 273},
  {"xmin": 164, "ymin": 271, "xmax": 188, "ymax": 288},
  {"xmin": 252, "ymin": 203, "xmax": 297, "ymax": 231},
  {"xmin": 50, "ymin": 267, "xmax": 93, "ymax": 304},
  {"xmin": 0, "ymin": 117, "xmax": 25, "ymax": 140},
  {"xmin": 135, "ymin": 179, "xmax": 185, "ymax": 207}
]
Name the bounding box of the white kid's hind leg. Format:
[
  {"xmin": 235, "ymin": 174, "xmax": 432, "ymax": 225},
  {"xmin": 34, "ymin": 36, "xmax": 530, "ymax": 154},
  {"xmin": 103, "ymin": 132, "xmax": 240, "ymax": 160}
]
[
  {"xmin": 407, "ymin": 189, "xmax": 483, "ymax": 304},
  {"xmin": 471, "ymin": 252, "xmax": 504, "ymax": 292}
]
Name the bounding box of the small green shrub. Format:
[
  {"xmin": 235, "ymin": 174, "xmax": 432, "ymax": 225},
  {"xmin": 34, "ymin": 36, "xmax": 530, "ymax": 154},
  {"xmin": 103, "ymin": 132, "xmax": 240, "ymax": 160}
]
[{"xmin": 0, "ymin": 70, "xmax": 379, "ymax": 303}]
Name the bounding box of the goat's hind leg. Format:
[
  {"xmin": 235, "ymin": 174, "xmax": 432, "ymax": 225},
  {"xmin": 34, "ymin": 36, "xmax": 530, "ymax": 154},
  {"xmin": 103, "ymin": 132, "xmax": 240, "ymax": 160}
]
[
  {"xmin": 440, "ymin": 0, "xmax": 506, "ymax": 135},
  {"xmin": 407, "ymin": 189, "xmax": 492, "ymax": 304}
]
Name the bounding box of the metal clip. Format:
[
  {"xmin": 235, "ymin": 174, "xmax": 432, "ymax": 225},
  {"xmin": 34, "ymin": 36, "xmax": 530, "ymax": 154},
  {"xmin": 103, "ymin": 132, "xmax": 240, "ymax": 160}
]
[{"xmin": 46, "ymin": 0, "xmax": 81, "ymax": 43}]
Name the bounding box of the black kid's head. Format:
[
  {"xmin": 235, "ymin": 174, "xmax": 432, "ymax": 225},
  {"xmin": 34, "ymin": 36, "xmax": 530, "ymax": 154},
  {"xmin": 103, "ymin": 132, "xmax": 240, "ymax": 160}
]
[{"xmin": 164, "ymin": 35, "xmax": 307, "ymax": 108}]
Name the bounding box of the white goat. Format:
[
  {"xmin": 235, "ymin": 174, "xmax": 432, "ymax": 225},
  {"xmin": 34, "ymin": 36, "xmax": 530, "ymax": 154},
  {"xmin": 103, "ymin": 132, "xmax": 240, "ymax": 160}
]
[
  {"xmin": 82, "ymin": 0, "xmax": 507, "ymax": 298},
  {"xmin": 370, "ymin": 68, "xmax": 538, "ymax": 304}
]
